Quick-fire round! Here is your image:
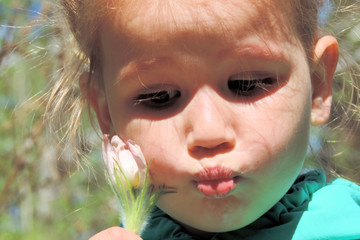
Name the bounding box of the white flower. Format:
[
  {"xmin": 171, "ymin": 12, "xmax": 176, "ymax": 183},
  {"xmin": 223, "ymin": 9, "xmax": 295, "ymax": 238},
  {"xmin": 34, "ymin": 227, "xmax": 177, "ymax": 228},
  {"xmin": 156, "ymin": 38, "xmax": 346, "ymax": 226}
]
[
  {"xmin": 102, "ymin": 134, "xmax": 174, "ymax": 236},
  {"xmin": 102, "ymin": 134, "xmax": 147, "ymax": 189}
]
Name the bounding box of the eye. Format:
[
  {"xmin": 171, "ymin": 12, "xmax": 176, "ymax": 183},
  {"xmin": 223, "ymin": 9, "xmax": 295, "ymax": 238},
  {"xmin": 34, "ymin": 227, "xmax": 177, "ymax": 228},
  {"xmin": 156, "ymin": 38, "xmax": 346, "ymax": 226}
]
[
  {"xmin": 133, "ymin": 89, "xmax": 181, "ymax": 109},
  {"xmin": 227, "ymin": 76, "xmax": 276, "ymax": 98}
]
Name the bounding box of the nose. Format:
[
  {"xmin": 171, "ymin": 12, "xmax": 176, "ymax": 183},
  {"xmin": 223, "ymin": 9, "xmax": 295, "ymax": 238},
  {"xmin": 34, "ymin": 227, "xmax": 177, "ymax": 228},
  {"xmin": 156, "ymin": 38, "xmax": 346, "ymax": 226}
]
[{"xmin": 185, "ymin": 87, "xmax": 236, "ymax": 158}]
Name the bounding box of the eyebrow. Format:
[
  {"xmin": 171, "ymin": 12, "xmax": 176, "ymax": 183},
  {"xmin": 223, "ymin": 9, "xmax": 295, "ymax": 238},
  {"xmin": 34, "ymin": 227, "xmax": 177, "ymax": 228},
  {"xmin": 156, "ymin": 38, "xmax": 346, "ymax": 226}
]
[
  {"xmin": 120, "ymin": 56, "xmax": 177, "ymax": 81},
  {"xmin": 119, "ymin": 44, "xmax": 288, "ymax": 82},
  {"xmin": 217, "ymin": 43, "xmax": 288, "ymax": 62}
]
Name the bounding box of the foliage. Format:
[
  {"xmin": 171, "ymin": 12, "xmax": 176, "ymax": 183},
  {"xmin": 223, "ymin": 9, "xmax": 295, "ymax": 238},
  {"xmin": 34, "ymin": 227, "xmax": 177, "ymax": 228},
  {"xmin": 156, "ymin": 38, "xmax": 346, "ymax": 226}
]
[
  {"xmin": 0, "ymin": 1, "xmax": 118, "ymax": 239},
  {"xmin": 317, "ymin": 0, "xmax": 360, "ymax": 182}
]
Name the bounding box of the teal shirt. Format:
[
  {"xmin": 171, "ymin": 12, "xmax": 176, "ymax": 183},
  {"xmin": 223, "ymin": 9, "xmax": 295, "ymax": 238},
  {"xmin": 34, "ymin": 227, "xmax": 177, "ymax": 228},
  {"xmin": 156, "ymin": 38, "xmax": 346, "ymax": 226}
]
[{"xmin": 141, "ymin": 170, "xmax": 360, "ymax": 240}]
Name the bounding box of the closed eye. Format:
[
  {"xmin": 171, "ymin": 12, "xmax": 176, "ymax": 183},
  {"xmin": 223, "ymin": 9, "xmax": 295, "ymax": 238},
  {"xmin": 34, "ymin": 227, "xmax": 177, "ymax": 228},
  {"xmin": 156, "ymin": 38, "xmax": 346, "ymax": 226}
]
[
  {"xmin": 133, "ymin": 89, "xmax": 181, "ymax": 109},
  {"xmin": 228, "ymin": 77, "xmax": 276, "ymax": 98}
]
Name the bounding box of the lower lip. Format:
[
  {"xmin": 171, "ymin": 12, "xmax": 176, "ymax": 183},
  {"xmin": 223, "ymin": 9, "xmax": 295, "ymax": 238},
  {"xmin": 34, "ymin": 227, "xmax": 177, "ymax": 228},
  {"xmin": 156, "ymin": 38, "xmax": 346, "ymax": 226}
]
[{"xmin": 195, "ymin": 177, "xmax": 238, "ymax": 198}]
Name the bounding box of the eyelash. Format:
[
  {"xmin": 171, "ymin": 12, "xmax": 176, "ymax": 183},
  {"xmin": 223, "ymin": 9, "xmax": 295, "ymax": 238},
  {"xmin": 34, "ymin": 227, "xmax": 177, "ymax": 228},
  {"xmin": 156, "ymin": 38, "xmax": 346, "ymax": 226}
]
[
  {"xmin": 227, "ymin": 77, "xmax": 276, "ymax": 98},
  {"xmin": 133, "ymin": 76, "xmax": 276, "ymax": 109},
  {"xmin": 133, "ymin": 89, "xmax": 181, "ymax": 109}
]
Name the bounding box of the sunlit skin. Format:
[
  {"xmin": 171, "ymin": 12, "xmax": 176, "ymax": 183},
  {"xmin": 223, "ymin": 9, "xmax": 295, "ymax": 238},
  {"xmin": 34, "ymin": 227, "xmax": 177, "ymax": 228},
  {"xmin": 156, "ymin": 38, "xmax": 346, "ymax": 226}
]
[{"xmin": 84, "ymin": 0, "xmax": 338, "ymax": 237}]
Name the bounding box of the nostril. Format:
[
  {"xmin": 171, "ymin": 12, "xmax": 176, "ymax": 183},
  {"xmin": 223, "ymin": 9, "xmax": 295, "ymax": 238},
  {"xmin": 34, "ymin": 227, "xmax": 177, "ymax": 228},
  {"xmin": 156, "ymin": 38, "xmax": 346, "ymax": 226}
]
[{"xmin": 188, "ymin": 142, "xmax": 235, "ymax": 160}]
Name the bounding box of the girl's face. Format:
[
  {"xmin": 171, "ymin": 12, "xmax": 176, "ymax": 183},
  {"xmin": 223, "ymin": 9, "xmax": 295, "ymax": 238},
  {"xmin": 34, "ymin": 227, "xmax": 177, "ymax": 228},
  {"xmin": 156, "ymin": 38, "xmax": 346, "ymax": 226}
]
[{"xmin": 93, "ymin": 0, "xmax": 335, "ymax": 234}]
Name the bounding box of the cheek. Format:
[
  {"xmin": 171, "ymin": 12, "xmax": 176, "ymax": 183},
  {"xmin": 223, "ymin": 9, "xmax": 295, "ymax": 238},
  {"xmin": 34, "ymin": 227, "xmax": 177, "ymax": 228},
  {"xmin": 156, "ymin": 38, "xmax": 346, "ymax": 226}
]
[
  {"xmin": 267, "ymin": 101, "xmax": 311, "ymax": 182},
  {"xmin": 238, "ymin": 85, "xmax": 311, "ymax": 173},
  {"xmin": 116, "ymin": 118, "xmax": 188, "ymax": 184}
]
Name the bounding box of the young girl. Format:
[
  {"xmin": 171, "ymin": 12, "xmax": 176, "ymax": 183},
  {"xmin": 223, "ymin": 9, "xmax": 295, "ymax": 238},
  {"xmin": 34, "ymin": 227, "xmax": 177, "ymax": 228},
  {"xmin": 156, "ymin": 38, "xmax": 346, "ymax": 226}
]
[{"xmin": 44, "ymin": 0, "xmax": 360, "ymax": 239}]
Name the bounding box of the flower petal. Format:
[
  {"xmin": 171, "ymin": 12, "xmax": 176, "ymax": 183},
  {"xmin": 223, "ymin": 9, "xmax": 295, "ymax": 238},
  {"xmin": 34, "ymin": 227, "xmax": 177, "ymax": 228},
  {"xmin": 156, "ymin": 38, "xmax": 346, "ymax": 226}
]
[
  {"xmin": 118, "ymin": 148, "xmax": 138, "ymax": 183},
  {"xmin": 127, "ymin": 141, "xmax": 146, "ymax": 165},
  {"xmin": 110, "ymin": 135, "xmax": 126, "ymax": 152},
  {"xmin": 102, "ymin": 134, "xmax": 118, "ymax": 184},
  {"xmin": 127, "ymin": 140, "xmax": 147, "ymax": 184}
]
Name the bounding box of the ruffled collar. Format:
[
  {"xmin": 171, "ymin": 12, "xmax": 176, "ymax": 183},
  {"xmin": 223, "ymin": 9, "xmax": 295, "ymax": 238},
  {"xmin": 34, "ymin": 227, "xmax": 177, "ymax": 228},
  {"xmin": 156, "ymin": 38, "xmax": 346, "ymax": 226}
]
[{"xmin": 141, "ymin": 170, "xmax": 326, "ymax": 240}]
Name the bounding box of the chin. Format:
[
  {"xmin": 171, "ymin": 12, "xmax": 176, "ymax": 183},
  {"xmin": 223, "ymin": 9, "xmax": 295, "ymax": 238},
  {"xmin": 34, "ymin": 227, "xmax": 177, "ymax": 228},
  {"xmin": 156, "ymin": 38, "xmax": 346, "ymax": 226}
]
[
  {"xmin": 169, "ymin": 211, "xmax": 252, "ymax": 234},
  {"xmin": 175, "ymin": 218, "xmax": 250, "ymax": 237},
  {"xmin": 189, "ymin": 221, "xmax": 246, "ymax": 233}
]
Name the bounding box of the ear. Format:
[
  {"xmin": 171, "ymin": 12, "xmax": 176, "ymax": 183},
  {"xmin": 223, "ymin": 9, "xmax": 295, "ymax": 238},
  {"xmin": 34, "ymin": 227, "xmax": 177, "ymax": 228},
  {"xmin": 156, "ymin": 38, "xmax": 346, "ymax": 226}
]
[
  {"xmin": 310, "ymin": 36, "xmax": 339, "ymax": 126},
  {"xmin": 79, "ymin": 73, "xmax": 112, "ymax": 133}
]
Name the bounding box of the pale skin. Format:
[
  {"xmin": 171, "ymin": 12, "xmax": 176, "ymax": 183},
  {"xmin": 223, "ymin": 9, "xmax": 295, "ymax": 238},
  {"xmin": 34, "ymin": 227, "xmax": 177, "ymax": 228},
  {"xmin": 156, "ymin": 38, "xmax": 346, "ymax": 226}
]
[{"xmin": 86, "ymin": 0, "xmax": 339, "ymax": 239}]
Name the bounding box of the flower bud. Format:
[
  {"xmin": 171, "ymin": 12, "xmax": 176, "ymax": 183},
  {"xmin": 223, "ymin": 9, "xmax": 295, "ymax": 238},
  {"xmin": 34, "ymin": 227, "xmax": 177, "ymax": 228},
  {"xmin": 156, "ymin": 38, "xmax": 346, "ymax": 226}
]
[{"xmin": 102, "ymin": 134, "xmax": 147, "ymax": 189}]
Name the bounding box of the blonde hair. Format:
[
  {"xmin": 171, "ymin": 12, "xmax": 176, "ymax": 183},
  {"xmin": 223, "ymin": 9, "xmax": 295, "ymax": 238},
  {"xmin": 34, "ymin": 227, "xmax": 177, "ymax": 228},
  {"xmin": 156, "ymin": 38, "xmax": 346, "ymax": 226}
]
[{"xmin": 42, "ymin": 0, "xmax": 360, "ymax": 179}]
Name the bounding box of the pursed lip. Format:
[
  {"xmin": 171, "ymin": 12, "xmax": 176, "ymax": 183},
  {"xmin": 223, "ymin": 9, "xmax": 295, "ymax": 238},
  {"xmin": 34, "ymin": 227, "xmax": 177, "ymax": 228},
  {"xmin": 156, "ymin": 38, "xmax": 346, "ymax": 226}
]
[
  {"xmin": 193, "ymin": 167, "xmax": 241, "ymax": 198},
  {"xmin": 194, "ymin": 166, "xmax": 237, "ymax": 180}
]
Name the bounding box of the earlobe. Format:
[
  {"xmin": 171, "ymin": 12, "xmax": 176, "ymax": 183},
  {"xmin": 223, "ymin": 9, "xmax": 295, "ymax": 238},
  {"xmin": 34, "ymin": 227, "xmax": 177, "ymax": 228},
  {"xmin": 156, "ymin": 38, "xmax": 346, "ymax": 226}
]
[
  {"xmin": 79, "ymin": 72, "xmax": 112, "ymax": 133},
  {"xmin": 310, "ymin": 36, "xmax": 339, "ymax": 126}
]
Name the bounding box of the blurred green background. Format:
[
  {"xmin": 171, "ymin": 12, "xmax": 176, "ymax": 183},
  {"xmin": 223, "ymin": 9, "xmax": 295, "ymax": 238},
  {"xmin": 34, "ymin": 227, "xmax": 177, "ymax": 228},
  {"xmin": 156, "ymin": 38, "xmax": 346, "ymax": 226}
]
[
  {"xmin": 0, "ymin": 1, "xmax": 118, "ymax": 239},
  {"xmin": 0, "ymin": 0, "xmax": 359, "ymax": 239}
]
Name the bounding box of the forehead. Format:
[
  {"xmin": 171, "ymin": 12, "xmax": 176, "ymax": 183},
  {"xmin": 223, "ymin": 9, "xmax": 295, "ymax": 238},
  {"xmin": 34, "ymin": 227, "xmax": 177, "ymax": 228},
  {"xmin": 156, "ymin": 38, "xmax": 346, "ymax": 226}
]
[
  {"xmin": 100, "ymin": 0, "xmax": 302, "ymax": 72},
  {"xmin": 104, "ymin": 0, "xmax": 297, "ymax": 44}
]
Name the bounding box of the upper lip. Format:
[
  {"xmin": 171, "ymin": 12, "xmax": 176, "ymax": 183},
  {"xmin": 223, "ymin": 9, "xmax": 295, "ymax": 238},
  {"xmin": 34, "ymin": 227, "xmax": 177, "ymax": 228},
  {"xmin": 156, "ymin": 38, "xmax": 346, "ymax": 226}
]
[{"xmin": 194, "ymin": 167, "xmax": 238, "ymax": 181}]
